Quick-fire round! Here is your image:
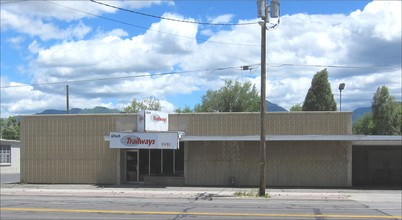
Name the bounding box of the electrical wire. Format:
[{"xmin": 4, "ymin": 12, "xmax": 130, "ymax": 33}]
[
  {"xmin": 90, "ymin": 0, "xmax": 259, "ymax": 26},
  {"xmin": 0, "ymin": 0, "xmax": 29, "ymax": 4},
  {"xmin": 1, "ymin": 63, "xmax": 396, "ymax": 89},
  {"xmin": 43, "ymin": 0, "xmax": 260, "ymax": 47},
  {"xmin": 0, "ymin": 65, "xmax": 249, "ymax": 89},
  {"xmin": 268, "ymin": 63, "xmax": 398, "ymax": 70}
]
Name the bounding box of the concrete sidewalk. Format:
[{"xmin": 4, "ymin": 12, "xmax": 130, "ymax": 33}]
[{"xmin": 1, "ymin": 183, "xmax": 401, "ymax": 203}]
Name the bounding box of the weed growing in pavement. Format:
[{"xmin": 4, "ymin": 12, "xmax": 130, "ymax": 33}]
[{"xmin": 233, "ymin": 190, "xmax": 270, "ymax": 198}]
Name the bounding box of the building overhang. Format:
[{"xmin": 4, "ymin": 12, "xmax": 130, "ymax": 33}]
[
  {"xmin": 0, "ymin": 139, "xmax": 21, "ymax": 146},
  {"xmin": 180, "ymin": 135, "xmax": 402, "ymax": 146}
]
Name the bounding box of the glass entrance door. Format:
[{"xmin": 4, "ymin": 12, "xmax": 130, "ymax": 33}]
[{"xmin": 126, "ymin": 151, "xmax": 139, "ymax": 183}]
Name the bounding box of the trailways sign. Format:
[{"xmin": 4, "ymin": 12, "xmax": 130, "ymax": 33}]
[{"xmin": 109, "ymin": 132, "xmax": 179, "ymax": 149}]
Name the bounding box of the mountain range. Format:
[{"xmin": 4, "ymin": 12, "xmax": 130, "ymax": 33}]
[
  {"xmin": 37, "ymin": 106, "xmax": 121, "ymax": 115},
  {"xmin": 352, "ymin": 107, "xmax": 371, "ymax": 122},
  {"xmin": 36, "ymin": 103, "xmax": 374, "ymax": 123},
  {"xmin": 37, "ymin": 101, "xmax": 289, "ymax": 115}
]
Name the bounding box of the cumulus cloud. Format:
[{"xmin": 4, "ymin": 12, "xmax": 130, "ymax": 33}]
[
  {"xmin": 0, "ymin": 0, "xmax": 173, "ymax": 41},
  {"xmin": 1, "ymin": 1, "xmax": 401, "ymax": 116},
  {"xmin": 1, "ymin": 9, "xmax": 91, "ymax": 41},
  {"xmin": 33, "ymin": 13, "xmax": 197, "ymax": 78},
  {"xmin": 207, "ymin": 14, "xmax": 234, "ymax": 24},
  {"xmin": 1, "ymin": 0, "xmax": 172, "ymax": 22}
]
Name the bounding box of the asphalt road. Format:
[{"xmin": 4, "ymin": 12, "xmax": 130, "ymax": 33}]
[{"xmin": 1, "ymin": 186, "xmax": 401, "ymax": 220}]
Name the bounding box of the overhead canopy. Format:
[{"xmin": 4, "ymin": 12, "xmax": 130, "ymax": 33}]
[{"xmin": 180, "ymin": 135, "xmax": 401, "ymax": 146}]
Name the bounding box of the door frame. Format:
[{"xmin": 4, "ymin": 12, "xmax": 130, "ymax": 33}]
[{"xmin": 125, "ymin": 149, "xmax": 139, "ymax": 183}]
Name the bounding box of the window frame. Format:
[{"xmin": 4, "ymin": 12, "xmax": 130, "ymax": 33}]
[{"xmin": 0, "ymin": 145, "xmax": 11, "ymax": 166}]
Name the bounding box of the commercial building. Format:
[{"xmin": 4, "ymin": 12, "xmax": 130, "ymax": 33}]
[
  {"xmin": 20, "ymin": 112, "xmax": 401, "ymax": 187},
  {"xmin": 1, "ymin": 139, "xmax": 21, "ymax": 174}
]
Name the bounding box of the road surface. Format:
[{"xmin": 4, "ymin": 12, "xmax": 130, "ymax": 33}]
[{"xmin": 1, "ymin": 185, "xmax": 401, "ymax": 220}]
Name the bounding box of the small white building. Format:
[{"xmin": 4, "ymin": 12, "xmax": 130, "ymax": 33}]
[{"xmin": 0, "ymin": 139, "xmax": 21, "ymax": 174}]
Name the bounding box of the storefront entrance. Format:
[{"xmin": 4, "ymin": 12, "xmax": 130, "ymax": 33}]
[
  {"xmin": 125, "ymin": 150, "xmax": 139, "ymax": 183},
  {"xmin": 122, "ymin": 143, "xmax": 184, "ymax": 184}
]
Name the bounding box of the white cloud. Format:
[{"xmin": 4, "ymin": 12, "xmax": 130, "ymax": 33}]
[
  {"xmin": 1, "ymin": 9, "xmax": 91, "ymax": 41},
  {"xmin": 0, "ymin": 78, "xmax": 121, "ymax": 117},
  {"xmin": 106, "ymin": 29, "xmax": 129, "ymax": 38},
  {"xmin": 28, "ymin": 41, "xmax": 43, "ymax": 54},
  {"xmin": 349, "ymin": 1, "xmax": 401, "ymax": 41},
  {"xmin": 33, "ymin": 13, "xmax": 198, "ymax": 80},
  {"xmin": 6, "ymin": 36, "xmax": 25, "ymax": 49},
  {"xmin": 207, "ymin": 14, "xmax": 234, "ymax": 24},
  {"xmin": 1, "ymin": 1, "xmax": 172, "ymax": 22},
  {"xmin": 0, "ymin": 0, "xmax": 172, "ymax": 41},
  {"xmin": 0, "ymin": 79, "xmax": 63, "ymax": 116},
  {"xmin": 1, "ymin": 1, "xmax": 401, "ymax": 116}
]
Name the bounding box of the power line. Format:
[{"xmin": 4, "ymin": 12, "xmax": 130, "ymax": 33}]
[
  {"xmin": 2, "ymin": 62, "xmax": 396, "ymax": 89},
  {"xmin": 268, "ymin": 63, "xmax": 398, "ymax": 70},
  {"xmin": 90, "ymin": 0, "xmax": 258, "ymax": 26},
  {"xmin": 43, "ymin": 0, "xmax": 260, "ymax": 47},
  {"xmin": 0, "ymin": 0, "xmax": 29, "ymax": 4},
  {"xmin": 0, "ymin": 65, "xmax": 247, "ymax": 89}
]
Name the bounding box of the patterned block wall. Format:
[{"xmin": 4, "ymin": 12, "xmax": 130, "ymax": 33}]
[
  {"xmin": 186, "ymin": 141, "xmax": 351, "ymax": 187},
  {"xmin": 21, "ymin": 112, "xmax": 352, "ymax": 186},
  {"xmin": 169, "ymin": 112, "xmax": 352, "ymax": 135},
  {"xmin": 21, "ymin": 115, "xmax": 124, "ymax": 184}
]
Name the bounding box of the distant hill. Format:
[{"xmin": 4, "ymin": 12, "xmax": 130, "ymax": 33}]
[
  {"xmin": 79, "ymin": 106, "xmax": 121, "ymax": 114},
  {"xmin": 37, "ymin": 106, "xmax": 121, "ymax": 115},
  {"xmin": 267, "ymin": 101, "xmax": 288, "ymax": 112},
  {"xmin": 352, "ymin": 107, "xmax": 371, "ymax": 122},
  {"xmin": 39, "ymin": 108, "xmax": 81, "ymax": 114}
]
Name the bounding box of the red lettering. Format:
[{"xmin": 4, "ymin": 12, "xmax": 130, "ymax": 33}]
[
  {"xmin": 126, "ymin": 137, "xmax": 155, "ymax": 146},
  {"xmin": 152, "ymin": 115, "xmax": 167, "ymax": 123}
]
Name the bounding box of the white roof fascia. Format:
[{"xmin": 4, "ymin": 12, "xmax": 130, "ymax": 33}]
[
  {"xmin": 180, "ymin": 135, "xmax": 402, "ymax": 143},
  {"xmin": 0, "ymin": 139, "xmax": 21, "ymax": 145}
]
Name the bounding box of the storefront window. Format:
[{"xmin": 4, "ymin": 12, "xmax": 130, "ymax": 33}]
[
  {"xmin": 163, "ymin": 150, "xmax": 174, "ymax": 175},
  {"xmin": 147, "ymin": 143, "xmax": 184, "ymax": 177},
  {"xmin": 150, "ymin": 149, "xmax": 161, "ymax": 175},
  {"xmin": 139, "ymin": 149, "xmax": 149, "ymax": 181}
]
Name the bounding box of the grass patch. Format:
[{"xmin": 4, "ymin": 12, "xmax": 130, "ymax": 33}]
[{"xmin": 233, "ymin": 190, "xmax": 270, "ymax": 198}]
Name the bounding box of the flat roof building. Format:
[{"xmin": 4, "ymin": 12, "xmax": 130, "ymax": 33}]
[
  {"xmin": 20, "ymin": 112, "xmax": 401, "ymax": 187},
  {"xmin": 1, "ymin": 139, "xmax": 21, "ymax": 175}
]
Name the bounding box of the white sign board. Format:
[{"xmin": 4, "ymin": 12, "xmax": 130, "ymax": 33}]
[
  {"xmin": 137, "ymin": 110, "xmax": 169, "ymax": 132},
  {"xmin": 109, "ymin": 132, "xmax": 178, "ymax": 149}
]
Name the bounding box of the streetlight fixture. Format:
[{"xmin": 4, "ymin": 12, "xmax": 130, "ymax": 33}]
[{"xmin": 338, "ymin": 83, "xmax": 345, "ymax": 111}]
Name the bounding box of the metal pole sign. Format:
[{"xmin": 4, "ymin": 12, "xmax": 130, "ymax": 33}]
[{"xmin": 109, "ymin": 132, "xmax": 179, "ymax": 149}]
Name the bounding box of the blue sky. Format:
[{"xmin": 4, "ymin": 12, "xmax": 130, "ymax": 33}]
[{"xmin": 1, "ymin": 0, "xmax": 401, "ymax": 117}]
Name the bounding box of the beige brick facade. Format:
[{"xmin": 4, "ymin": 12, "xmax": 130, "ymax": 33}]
[
  {"xmin": 21, "ymin": 112, "xmax": 352, "ymax": 186},
  {"xmin": 185, "ymin": 141, "xmax": 350, "ymax": 187}
]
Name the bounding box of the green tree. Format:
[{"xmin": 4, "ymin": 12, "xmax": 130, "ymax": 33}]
[
  {"xmin": 302, "ymin": 69, "xmax": 337, "ymax": 111},
  {"xmin": 372, "ymin": 86, "xmax": 400, "ymax": 135},
  {"xmin": 1, "ymin": 116, "xmax": 20, "ymax": 140},
  {"xmin": 175, "ymin": 105, "xmax": 193, "ymax": 113},
  {"xmin": 123, "ymin": 97, "xmax": 161, "ymax": 113},
  {"xmin": 193, "ymin": 80, "xmax": 260, "ymax": 112},
  {"xmin": 289, "ymin": 103, "xmax": 302, "ymax": 111},
  {"xmin": 353, "ymin": 112, "xmax": 375, "ymax": 135}
]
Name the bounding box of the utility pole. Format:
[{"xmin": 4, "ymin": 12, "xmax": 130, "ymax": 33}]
[
  {"xmin": 257, "ymin": 0, "xmax": 279, "ymax": 197},
  {"xmin": 257, "ymin": 0, "xmax": 267, "ymax": 197},
  {"xmin": 66, "ymin": 84, "xmax": 69, "ymax": 114}
]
